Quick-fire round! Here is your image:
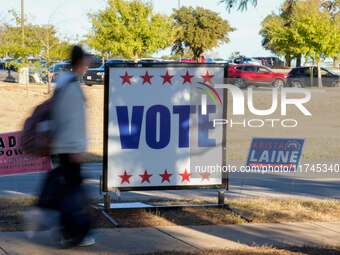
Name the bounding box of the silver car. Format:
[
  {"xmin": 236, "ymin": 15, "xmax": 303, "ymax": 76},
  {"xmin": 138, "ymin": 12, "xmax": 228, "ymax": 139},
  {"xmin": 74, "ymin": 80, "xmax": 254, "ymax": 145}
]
[{"xmin": 228, "ymin": 57, "xmax": 262, "ymax": 65}]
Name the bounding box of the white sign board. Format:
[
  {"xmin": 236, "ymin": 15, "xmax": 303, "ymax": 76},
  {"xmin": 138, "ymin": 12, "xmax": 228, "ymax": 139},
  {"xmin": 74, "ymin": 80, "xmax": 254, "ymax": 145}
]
[{"xmin": 103, "ymin": 64, "xmax": 226, "ymax": 191}]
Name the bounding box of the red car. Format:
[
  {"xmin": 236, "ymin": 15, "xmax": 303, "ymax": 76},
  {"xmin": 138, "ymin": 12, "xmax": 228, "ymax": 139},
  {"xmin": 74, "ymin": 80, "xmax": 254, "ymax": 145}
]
[
  {"xmin": 228, "ymin": 64, "xmax": 287, "ymax": 88},
  {"xmin": 180, "ymin": 56, "xmax": 207, "ymax": 63}
]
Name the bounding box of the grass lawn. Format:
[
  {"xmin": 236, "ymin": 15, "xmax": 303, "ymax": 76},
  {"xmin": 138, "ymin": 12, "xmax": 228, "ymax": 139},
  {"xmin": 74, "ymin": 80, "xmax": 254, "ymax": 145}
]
[{"xmin": 1, "ymin": 198, "xmax": 339, "ymax": 231}]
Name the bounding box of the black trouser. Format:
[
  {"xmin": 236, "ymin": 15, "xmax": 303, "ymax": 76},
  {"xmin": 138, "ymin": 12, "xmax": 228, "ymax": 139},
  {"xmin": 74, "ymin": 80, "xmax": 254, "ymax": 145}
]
[
  {"xmin": 58, "ymin": 154, "xmax": 91, "ymax": 244},
  {"xmin": 58, "ymin": 154, "xmax": 83, "ymax": 189}
]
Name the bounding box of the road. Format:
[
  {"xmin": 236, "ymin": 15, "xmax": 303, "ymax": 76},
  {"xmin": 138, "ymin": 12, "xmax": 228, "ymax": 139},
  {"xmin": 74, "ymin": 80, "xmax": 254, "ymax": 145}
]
[{"xmin": 0, "ymin": 159, "xmax": 339, "ymax": 201}]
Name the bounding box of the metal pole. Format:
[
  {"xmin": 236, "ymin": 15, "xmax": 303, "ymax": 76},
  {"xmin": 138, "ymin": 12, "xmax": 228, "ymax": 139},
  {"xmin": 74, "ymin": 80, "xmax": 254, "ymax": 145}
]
[
  {"xmin": 21, "ymin": 0, "xmax": 24, "ymax": 47},
  {"xmin": 178, "ymin": 0, "xmax": 181, "ymax": 62}
]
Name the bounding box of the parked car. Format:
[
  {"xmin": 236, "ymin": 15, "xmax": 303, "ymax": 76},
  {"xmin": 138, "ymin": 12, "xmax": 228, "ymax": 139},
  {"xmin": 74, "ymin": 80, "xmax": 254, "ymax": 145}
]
[
  {"xmin": 206, "ymin": 58, "xmax": 227, "ymax": 63},
  {"xmin": 138, "ymin": 58, "xmax": 164, "ymax": 63},
  {"xmin": 229, "ymin": 57, "xmax": 262, "ymax": 66},
  {"xmin": 252, "ymin": 57, "xmax": 268, "ymax": 66},
  {"xmin": 228, "ymin": 64, "xmax": 287, "ymax": 88},
  {"xmin": 0, "ymin": 62, "xmax": 42, "ymax": 83},
  {"xmin": 265, "ymin": 57, "xmax": 284, "ymax": 68},
  {"xmin": 85, "ymin": 55, "xmax": 104, "ymax": 68},
  {"xmin": 287, "ymin": 67, "xmax": 340, "ymax": 87},
  {"xmin": 180, "ymin": 56, "xmax": 207, "ymax": 63},
  {"xmin": 45, "ymin": 62, "xmax": 72, "ymax": 83},
  {"xmin": 83, "ymin": 59, "xmax": 134, "ymax": 86}
]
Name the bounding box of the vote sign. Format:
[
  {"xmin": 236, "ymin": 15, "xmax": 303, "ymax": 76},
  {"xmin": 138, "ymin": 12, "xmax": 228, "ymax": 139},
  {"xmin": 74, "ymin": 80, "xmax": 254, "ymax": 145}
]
[
  {"xmin": 246, "ymin": 137, "xmax": 305, "ymax": 171},
  {"xmin": 103, "ymin": 63, "xmax": 226, "ymax": 191}
]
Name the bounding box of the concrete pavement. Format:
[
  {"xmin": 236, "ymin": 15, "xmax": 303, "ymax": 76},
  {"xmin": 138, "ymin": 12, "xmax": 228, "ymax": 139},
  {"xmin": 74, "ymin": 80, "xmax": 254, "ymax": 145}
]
[{"xmin": 0, "ymin": 222, "xmax": 339, "ymax": 254}]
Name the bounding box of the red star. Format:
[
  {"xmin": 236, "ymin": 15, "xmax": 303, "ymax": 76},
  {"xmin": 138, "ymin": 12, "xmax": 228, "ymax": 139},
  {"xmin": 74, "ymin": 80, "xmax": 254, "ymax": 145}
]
[
  {"xmin": 119, "ymin": 170, "xmax": 132, "ymax": 184},
  {"xmin": 179, "ymin": 169, "xmax": 192, "ymax": 182},
  {"xmin": 181, "ymin": 71, "xmax": 194, "ymax": 85},
  {"xmin": 161, "ymin": 70, "xmax": 174, "ymax": 85},
  {"xmin": 120, "ymin": 71, "xmax": 133, "ymax": 85},
  {"xmin": 201, "ymin": 71, "xmax": 214, "ymax": 84},
  {"xmin": 159, "ymin": 169, "xmax": 173, "ymax": 183},
  {"xmin": 140, "ymin": 71, "xmax": 154, "ymax": 85},
  {"xmin": 200, "ymin": 172, "xmax": 211, "ymax": 182},
  {"xmin": 139, "ymin": 170, "xmax": 153, "ymax": 184}
]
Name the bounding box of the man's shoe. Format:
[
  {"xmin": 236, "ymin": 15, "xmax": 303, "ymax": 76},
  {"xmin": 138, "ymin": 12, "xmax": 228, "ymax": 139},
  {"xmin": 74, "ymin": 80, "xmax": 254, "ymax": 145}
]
[{"xmin": 78, "ymin": 236, "xmax": 95, "ymax": 247}]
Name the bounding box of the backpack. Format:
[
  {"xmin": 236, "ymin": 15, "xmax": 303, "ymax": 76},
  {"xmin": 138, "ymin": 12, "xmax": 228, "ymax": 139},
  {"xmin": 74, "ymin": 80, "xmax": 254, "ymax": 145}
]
[{"xmin": 21, "ymin": 76, "xmax": 77, "ymax": 156}]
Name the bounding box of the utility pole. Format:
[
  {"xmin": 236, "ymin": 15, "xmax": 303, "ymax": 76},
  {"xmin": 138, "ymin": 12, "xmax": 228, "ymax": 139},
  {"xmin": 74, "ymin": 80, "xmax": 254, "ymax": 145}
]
[
  {"xmin": 178, "ymin": 0, "xmax": 181, "ymax": 62},
  {"xmin": 21, "ymin": 0, "xmax": 24, "ymax": 47}
]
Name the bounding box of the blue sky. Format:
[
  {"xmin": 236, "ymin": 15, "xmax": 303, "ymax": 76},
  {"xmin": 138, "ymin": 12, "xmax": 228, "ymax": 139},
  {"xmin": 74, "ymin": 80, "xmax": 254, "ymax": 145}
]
[{"xmin": 1, "ymin": 0, "xmax": 283, "ymax": 58}]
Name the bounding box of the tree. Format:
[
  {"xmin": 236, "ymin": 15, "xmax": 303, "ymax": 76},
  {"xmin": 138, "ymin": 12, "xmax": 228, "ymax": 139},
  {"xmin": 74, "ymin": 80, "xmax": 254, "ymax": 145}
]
[
  {"xmin": 291, "ymin": 0, "xmax": 339, "ymax": 87},
  {"xmin": 0, "ymin": 10, "xmax": 41, "ymax": 60},
  {"xmin": 172, "ymin": 6, "xmax": 235, "ymax": 62},
  {"xmin": 86, "ymin": 0, "xmax": 174, "ymax": 62},
  {"xmin": 30, "ymin": 24, "xmax": 72, "ymax": 93},
  {"xmin": 260, "ymin": 0, "xmax": 339, "ymax": 86},
  {"xmin": 321, "ymin": 0, "xmax": 340, "ymax": 67},
  {"xmin": 260, "ymin": 13, "xmax": 300, "ymax": 67},
  {"xmin": 259, "ymin": 0, "xmax": 301, "ymax": 67},
  {"xmin": 0, "ymin": 10, "xmax": 72, "ymax": 92}
]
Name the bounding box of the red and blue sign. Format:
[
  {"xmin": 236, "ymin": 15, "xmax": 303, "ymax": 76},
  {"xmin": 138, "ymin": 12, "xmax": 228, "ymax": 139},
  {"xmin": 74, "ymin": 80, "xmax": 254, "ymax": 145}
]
[{"xmin": 246, "ymin": 137, "xmax": 305, "ymax": 171}]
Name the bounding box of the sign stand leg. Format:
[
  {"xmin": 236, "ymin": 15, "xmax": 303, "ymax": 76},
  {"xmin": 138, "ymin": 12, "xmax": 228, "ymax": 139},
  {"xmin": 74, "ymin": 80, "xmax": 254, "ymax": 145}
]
[
  {"xmin": 104, "ymin": 193, "xmax": 111, "ymax": 211},
  {"xmin": 220, "ymin": 190, "xmax": 252, "ymax": 222},
  {"xmin": 99, "ymin": 193, "xmax": 120, "ymax": 227},
  {"xmin": 224, "ymin": 203, "xmax": 252, "ymax": 222},
  {"xmin": 218, "ymin": 190, "xmax": 225, "ymax": 206}
]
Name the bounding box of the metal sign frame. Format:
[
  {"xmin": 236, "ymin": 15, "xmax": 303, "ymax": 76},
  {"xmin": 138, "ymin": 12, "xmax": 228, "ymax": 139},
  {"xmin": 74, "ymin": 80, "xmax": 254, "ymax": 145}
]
[{"xmin": 102, "ymin": 62, "xmax": 229, "ymax": 192}]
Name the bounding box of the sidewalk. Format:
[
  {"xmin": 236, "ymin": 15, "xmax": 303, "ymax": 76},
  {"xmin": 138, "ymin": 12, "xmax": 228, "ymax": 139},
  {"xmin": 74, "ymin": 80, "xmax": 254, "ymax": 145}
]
[{"xmin": 0, "ymin": 222, "xmax": 339, "ymax": 254}]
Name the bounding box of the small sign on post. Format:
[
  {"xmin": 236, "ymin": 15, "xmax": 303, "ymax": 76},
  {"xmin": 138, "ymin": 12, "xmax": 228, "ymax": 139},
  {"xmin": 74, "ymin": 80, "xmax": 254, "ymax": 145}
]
[
  {"xmin": 19, "ymin": 67, "xmax": 29, "ymax": 85},
  {"xmin": 246, "ymin": 137, "xmax": 305, "ymax": 172},
  {"xmin": 0, "ymin": 131, "xmax": 52, "ymax": 176}
]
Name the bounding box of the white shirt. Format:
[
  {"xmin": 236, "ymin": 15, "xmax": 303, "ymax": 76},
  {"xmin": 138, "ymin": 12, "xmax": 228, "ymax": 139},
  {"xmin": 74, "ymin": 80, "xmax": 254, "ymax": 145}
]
[{"xmin": 51, "ymin": 72, "xmax": 87, "ymax": 155}]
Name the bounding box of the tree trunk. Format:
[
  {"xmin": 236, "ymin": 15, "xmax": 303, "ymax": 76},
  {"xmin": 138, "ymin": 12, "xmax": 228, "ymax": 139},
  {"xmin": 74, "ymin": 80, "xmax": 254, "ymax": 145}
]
[
  {"xmin": 47, "ymin": 63, "xmax": 51, "ymax": 94},
  {"xmin": 317, "ymin": 61, "xmax": 323, "ymax": 88},
  {"xmin": 287, "ymin": 59, "xmax": 291, "ymax": 68},
  {"xmin": 333, "ymin": 57, "xmax": 339, "ymax": 68},
  {"xmin": 134, "ymin": 52, "xmax": 139, "ymax": 63},
  {"xmin": 283, "ymin": 55, "xmax": 286, "ymax": 67},
  {"xmin": 284, "ymin": 55, "xmax": 291, "ymax": 67},
  {"xmin": 102, "ymin": 56, "xmax": 105, "ymax": 65},
  {"xmin": 296, "ymin": 55, "xmax": 302, "ymax": 67},
  {"xmin": 193, "ymin": 50, "xmax": 202, "ymax": 63}
]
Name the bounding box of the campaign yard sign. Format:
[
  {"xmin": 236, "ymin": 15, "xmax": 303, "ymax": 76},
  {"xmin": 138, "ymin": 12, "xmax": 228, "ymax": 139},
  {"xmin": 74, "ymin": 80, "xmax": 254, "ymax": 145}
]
[
  {"xmin": 104, "ymin": 63, "xmax": 226, "ymax": 191},
  {"xmin": 246, "ymin": 137, "xmax": 305, "ymax": 172},
  {"xmin": 0, "ymin": 131, "xmax": 52, "ymax": 176}
]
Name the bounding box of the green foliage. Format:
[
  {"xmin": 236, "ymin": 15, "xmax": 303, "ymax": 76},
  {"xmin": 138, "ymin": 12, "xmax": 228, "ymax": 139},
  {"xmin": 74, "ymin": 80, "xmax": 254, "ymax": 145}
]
[
  {"xmin": 0, "ymin": 11, "xmax": 40, "ymax": 60},
  {"xmin": 291, "ymin": 0, "xmax": 339, "ymax": 62},
  {"xmin": 29, "ymin": 24, "xmax": 72, "ymax": 91},
  {"xmin": 172, "ymin": 6, "xmax": 235, "ymax": 62},
  {"xmin": 86, "ymin": 0, "xmax": 174, "ymax": 62},
  {"xmin": 0, "ymin": 10, "xmax": 72, "ymax": 92},
  {"xmin": 261, "ymin": 0, "xmax": 340, "ymax": 86},
  {"xmin": 260, "ymin": 13, "xmax": 296, "ymax": 62},
  {"xmin": 260, "ymin": 0, "xmax": 340, "ymax": 62}
]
